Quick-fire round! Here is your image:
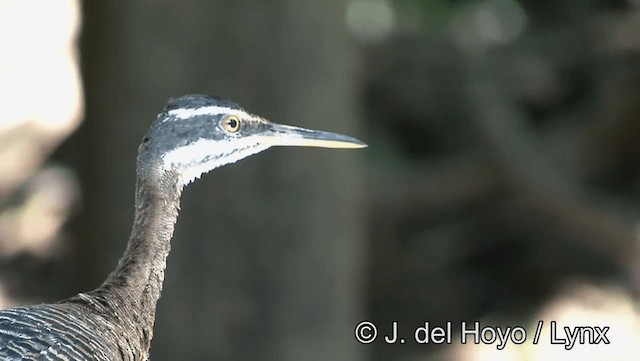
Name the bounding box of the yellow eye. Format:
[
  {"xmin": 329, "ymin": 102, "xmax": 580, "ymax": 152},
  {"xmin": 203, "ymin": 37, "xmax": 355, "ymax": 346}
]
[{"xmin": 221, "ymin": 115, "xmax": 241, "ymax": 133}]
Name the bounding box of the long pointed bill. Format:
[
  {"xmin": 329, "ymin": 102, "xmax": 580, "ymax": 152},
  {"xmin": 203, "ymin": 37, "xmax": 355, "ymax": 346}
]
[{"xmin": 257, "ymin": 123, "xmax": 367, "ymax": 149}]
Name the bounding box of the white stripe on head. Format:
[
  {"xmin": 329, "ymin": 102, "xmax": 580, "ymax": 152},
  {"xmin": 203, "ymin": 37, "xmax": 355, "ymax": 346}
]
[
  {"xmin": 167, "ymin": 106, "xmax": 249, "ymax": 120},
  {"xmin": 162, "ymin": 137, "xmax": 270, "ymax": 186}
]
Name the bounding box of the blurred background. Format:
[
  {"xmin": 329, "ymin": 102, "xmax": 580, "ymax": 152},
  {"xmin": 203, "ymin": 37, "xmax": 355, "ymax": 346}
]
[{"xmin": 1, "ymin": 0, "xmax": 640, "ymax": 360}]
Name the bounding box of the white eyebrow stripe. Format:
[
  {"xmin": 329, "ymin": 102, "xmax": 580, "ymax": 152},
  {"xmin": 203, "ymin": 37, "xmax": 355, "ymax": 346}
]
[{"xmin": 167, "ymin": 106, "xmax": 248, "ymax": 120}]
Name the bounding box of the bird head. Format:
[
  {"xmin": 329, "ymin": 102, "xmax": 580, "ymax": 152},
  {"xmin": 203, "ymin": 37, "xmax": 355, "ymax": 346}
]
[{"xmin": 140, "ymin": 94, "xmax": 366, "ymax": 186}]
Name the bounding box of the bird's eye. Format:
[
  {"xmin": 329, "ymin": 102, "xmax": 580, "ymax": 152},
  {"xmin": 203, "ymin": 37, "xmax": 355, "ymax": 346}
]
[{"xmin": 221, "ymin": 115, "xmax": 241, "ymax": 133}]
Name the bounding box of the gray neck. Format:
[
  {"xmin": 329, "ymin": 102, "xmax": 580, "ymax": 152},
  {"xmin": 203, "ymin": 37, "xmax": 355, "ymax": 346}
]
[{"xmin": 91, "ymin": 161, "xmax": 182, "ymax": 348}]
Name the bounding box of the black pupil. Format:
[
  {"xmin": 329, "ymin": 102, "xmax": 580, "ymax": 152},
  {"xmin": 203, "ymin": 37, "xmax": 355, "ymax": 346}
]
[{"xmin": 227, "ymin": 118, "xmax": 238, "ymax": 129}]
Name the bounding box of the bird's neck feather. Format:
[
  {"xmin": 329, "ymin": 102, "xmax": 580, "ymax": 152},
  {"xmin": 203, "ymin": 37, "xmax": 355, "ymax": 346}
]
[{"xmin": 92, "ymin": 165, "xmax": 182, "ymax": 348}]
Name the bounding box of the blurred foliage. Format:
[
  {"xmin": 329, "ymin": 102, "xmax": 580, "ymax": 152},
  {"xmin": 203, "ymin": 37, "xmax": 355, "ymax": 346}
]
[
  {"xmin": 394, "ymin": 0, "xmax": 481, "ymax": 32},
  {"xmin": 363, "ymin": 0, "xmax": 640, "ymax": 359}
]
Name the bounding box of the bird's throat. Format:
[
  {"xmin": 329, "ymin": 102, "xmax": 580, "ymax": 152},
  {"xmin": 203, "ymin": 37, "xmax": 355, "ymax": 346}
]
[{"xmin": 93, "ymin": 170, "xmax": 182, "ymax": 346}]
